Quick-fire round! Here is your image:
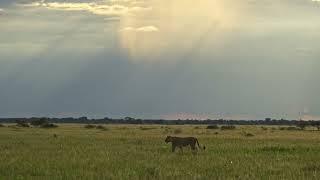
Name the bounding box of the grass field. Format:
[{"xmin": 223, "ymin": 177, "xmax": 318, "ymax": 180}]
[{"xmin": 0, "ymin": 124, "xmax": 320, "ymax": 179}]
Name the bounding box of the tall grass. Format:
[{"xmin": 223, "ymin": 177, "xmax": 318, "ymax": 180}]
[{"xmin": 0, "ymin": 124, "xmax": 319, "ymax": 179}]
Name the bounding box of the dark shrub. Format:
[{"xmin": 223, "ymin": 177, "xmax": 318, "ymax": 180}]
[
  {"xmin": 140, "ymin": 127, "xmax": 156, "ymax": 130},
  {"xmin": 84, "ymin": 124, "xmax": 96, "ymax": 129},
  {"xmin": 96, "ymin": 125, "xmax": 108, "ymax": 130},
  {"xmin": 214, "ymin": 132, "xmax": 219, "ymax": 135},
  {"xmin": 244, "ymin": 132, "xmax": 254, "ymax": 137},
  {"xmin": 30, "ymin": 118, "xmax": 48, "ymax": 126},
  {"xmin": 220, "ymin": 125, "xmax": 236, "ymax": 130},
  {"xmin": 279, "ymin": 127, "xmax": 286, "ymax": 130},
  {"xmin": 16, "ymin": 120, "xmax": 29, "ymax": 127},
  {"xmin": 207, "ymin": 125, "xmax": 219, "ymax": 129},
  {"xmin": 0, "ymin": 124, "xmax": 5, "ymax": 127},
  {"xmin": 174, "ymin": 129, "xmax": 182, "ymax": 134},
  {"xmin": 41, "ymin": 123, "xmax": 58, "ymax": 128}
]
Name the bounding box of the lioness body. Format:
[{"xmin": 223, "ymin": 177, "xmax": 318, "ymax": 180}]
[{"xmin": 165, "ymin": 136, "xmax": 205, "ymax": 152}]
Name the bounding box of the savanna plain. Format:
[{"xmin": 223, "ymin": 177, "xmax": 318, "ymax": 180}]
[{"xmin": 0, "ymin": 124, "xmax": 320, "ymax": 179}]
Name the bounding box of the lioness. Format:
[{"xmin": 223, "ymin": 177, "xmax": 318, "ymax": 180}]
[{"xmin": 165, "ymin": 136, "xmax": 205, "ymax": 152}]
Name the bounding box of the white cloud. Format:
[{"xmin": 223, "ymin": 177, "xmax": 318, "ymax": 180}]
[
  {"xmin": 19, "ymin": 1, "xmax": 151, "ymax": 17},
  {"xmin": 121, "ymin": 26, "xmax": 159, "ymax": 32}
]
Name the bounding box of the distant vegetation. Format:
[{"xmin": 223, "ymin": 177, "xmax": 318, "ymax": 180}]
[
  {"xmin": 220, "ymin": 125, "xmax": 236, "ymax": 130},
  {"xmin": 0, "ymin": 117, "xmax": 318, "ymax": 130},
  {"xmin": 206, "ymin": 125, "xmax": 219, "ymax": 129}
]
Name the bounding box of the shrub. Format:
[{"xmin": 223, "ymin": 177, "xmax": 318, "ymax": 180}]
[
  {"xmin": 0, "ymin": 124, "xmax": 5, "ymax": 127},
  {"xmin": 279, "ymin": 127, "xmax": 286, "ymax": 130},
  {"xmin": 207, "ymin": 125, "xmax": 219, "ymax": 129},
  {"xmin": 214, "ymin": 132, "xmax": 219, "ymax": 135},
  {"xmin": 41, "ymin": 123, "xmax": 58, "ymax": 128},
  {"xmin": 244, "ymin": 132, "xmax": 254, "ymax": 137},
  {"xmin": 140, "ymin": 127, "xmax": 156, "ymax": 130},
  {"xmin": 174, "ymin": 129, "xmax": 182, "ymax": 134},
  {"xmin": 16, "ymin": 120, "xmax": 29, "ymax": 127},
  {"xmin": 30, "ymin": 118, "xmax": 48, "ymax": 126},
  {"xmin": 96, "ymin": 125, "xmax": 108, "ymax": 130},
  {"xmin": 84, "ymin": 124, "xmax": 96, "ymax": 129},
  {"xmin": 220, "ymin": 125, "xmax": 236, "ymax": 130}
]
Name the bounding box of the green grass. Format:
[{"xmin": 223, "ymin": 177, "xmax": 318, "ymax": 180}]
[{"xmin": 0, "ymin": 124, "xmax": 320, "ymax": 179}]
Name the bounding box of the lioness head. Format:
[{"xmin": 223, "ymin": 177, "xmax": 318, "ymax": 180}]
[{"xmin": 165, "ymin": 136, "xmax": 172, "ymax": 143}]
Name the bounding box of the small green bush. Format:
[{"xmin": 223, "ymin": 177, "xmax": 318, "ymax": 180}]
[
  {"xmin": 41, "ymin": 123, "xmax": 58, "ymax": 128},
  {"xmin": 221, "ymin": 125, "xmax": 236, "ymax": 130},
  {"xmin": 140, "ymin": 127, "xmax": 156, "ymax": 130},
  {"xmin": 207, "ymin": 125, "xmax": 219, "ymax": 129},
  {"xmin": 84, "ymin": 124, "xmax": 96, "ymax": 129},
  {"xmin": 96, "ymin": 125, "xmax": 108, "ymax": 130},
  {"xmin": 245, "ymin": 133, "xmax": 254, "ymax": 137}
]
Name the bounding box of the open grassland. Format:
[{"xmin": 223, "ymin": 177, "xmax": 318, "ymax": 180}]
[{"xmin": 0, "ymin": 124, "xmax": 320, "ymax": 179}]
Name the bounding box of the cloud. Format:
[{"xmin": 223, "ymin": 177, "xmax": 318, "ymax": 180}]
[
  {"xmin": 121, "ymin": 26, "xmax": 159, "ymax": 32},
  {"xmin": 19, "ymin": 1, "xmax": 152, "ymax": 17}
]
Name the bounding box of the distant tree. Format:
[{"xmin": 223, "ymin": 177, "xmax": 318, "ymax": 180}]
[
  {"xmin": 124, "ymin": 117, "xmax": 135, "ymax": 121},
  {"xmin": 265, "ymin": 118, "xmax": 271, "ymax": 122}
]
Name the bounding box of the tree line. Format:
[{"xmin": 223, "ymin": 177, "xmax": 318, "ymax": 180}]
[{"xmin": 0, "ymin": 117, "xmax": 319, "ymax": 127}]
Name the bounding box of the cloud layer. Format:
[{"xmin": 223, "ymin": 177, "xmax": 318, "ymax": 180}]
[
  {"xmin": 121, "ymin": 26, "xmax": 159, "ymax": 32},
  {"xmin": 20, "ymin": 0, "xmax": 152, "ymax": 16}
]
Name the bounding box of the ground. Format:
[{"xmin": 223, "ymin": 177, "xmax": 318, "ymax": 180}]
[{"xmin": 0, "ymin": 124, "xmax": 320, "ymax": 179}]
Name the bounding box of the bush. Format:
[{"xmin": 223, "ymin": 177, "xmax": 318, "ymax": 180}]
[
  {"xmin": 279, "ymin": 127, "xmax": 286, "ymax": 130},
  {"xmin": 207, "ymin": 125, "xmax": 219, "ymax": 129},
  {"xmin": 84, "ymin": 124, "xmax": 96, "ymax": 129},
  {"xmin": 221, "ymin": 125, "xmax": 236, "ymax": 130},
  {"xmin": 140, "ymin": 127, "xmax": 156, "ymax": 130},
  {"xmin": 41, "ymin": 123, "xmax": 58, "ymax": 128},
  {"xmin": 174, "ymin": 129, "xmax": 182, "ymax": 134},
  {"xmin": 96, "ymin": 125, "xmax": 108, "ymax": 130},
  {"xmin": 244, "ymin": 132, "xmax": 254, "ymax": 137},
  {"xmin": 0, "ymin": 124, "xmax": 5, "ymax": 127},
  {"xmin": 16, "ymin": 120, "xmax": 29, "ymax": 127},
  {"xmin": 30, "ymin": 118, "xmax": 48, "ymax": 126}
]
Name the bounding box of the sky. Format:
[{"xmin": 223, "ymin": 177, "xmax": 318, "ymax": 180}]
[{"xmin": 0, "ymin": 0, "xmax": 319, "ymax": 120}]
